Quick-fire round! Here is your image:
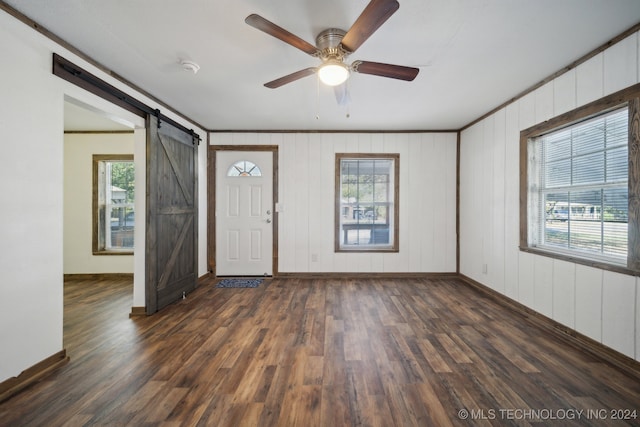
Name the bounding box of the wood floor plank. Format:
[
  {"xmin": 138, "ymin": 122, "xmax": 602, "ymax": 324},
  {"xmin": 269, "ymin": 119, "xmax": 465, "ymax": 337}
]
[
  {"xmin": 257, "ymin": 364, "xmax": 292, "ymax": 426},
  {"xmin": 436, "ymin": 333, "xmax": 474, "ymax": 364},
  {"xmin": 416, "ymin": 337, "xmax": 454, "ymax": 373},
  {"xmin": 252, "ymin": 364, "xmax": 277, "ymax": 403},
  {"xmin": 1, "ymin": 276, "xmax": 639, "ymax": 426},
  {"xmin": 319, "ymin": 384, "xmax": 351, "ymax": 427},
  {"xmin": 303, "ymin": 355, "xmax": 324, "ymax": 386}
]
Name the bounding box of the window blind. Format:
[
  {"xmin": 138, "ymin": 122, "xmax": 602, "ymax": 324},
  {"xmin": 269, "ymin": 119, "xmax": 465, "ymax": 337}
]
[{"xmin": 534, "ymin": 107, "xmax": 628, "ymax": 262}]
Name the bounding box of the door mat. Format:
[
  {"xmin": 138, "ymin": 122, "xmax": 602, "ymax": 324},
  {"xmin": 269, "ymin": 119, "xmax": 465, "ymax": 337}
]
[{"xmin": 216, "ymin": 278, "xmax": 263, "ymax": 288}]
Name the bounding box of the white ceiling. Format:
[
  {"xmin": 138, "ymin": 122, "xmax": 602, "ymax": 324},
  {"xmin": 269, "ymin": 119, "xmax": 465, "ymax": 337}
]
[
  {"xmin": 5, "ymin": 0, "xmax": 640, "ymax": 131},
  {"xmin": 64, "ymin": 99, "xmax": 134, "ymax": 132}
]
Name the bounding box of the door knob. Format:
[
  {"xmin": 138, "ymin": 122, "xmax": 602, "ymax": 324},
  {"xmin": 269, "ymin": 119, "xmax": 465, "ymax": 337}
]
[
  {"xmin": 266, "ymin": 210, "xmax": 271, "ymax": 215},
  {"xmin": 266, "ymin": 218, "xmax": 272, "ymax": 223}
]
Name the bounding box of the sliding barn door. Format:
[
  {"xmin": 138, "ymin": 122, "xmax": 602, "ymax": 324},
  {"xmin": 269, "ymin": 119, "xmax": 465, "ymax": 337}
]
[{"xmin": 146, "ymin": 114, "xmax": 198, "ymax": 314}]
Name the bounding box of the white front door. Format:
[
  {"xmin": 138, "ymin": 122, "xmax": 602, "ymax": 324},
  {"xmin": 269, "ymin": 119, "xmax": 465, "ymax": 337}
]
[{"xmin": 216, "ymin": 151, "xmax": 273, "ymax": 276}]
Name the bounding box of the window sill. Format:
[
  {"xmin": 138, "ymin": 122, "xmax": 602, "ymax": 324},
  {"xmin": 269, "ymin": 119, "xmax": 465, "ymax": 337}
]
[
  {"xmin": 519, "ymin": 246, "xmax": 640, "ymax": 277},
  {"xmin": 93, "ymin": 251, "xmax": 134, "ymax": 256},
  {"xmin": 336, "ymin": 247, "xmax": 399, "ymax": 253}
]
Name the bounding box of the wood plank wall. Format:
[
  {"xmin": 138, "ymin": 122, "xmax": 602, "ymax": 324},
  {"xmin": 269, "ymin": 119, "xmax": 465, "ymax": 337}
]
[
  {"xmin": 210, "ymin": 132, "xmax": 458, "ymax": 274},
  {"xmin": 460, "ymin": 30, "xmax": 640, "ymax": 362}
]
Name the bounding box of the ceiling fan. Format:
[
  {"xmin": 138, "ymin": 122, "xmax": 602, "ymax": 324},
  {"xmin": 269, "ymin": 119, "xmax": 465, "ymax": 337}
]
[{"xmin": 245, "ymin": 0, "xmax": 419, "ymax": 89}]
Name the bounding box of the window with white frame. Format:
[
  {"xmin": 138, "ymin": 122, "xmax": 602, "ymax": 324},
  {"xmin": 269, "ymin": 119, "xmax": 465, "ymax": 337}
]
[
  {"xmin": 521, "ymin": 83, "xmax": 640, "ymax": 273},
  {"xmin": 335, "ymin": 154, "xmax": 399, "ymax": 252},
  {"xmin": 93, "ymin": 155, "xmax": 135, "ymax": 254}
]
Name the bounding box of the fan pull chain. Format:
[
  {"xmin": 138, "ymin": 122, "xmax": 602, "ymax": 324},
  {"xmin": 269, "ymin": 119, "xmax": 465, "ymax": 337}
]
[{"xmin": 345, "ymin": 80, "xmax": 350, "ymax": 119}]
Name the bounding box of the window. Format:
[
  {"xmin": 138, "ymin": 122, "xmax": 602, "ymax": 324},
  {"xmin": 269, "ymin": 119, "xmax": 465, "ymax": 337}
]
[
  {"xmin": 228, "ymin": 160, "xmax": 262, "ymax": 177},
  {"xmin": 521, "ymin": 83, "xmax": 640, "ymax": 273},
  {"xmin": 529, "ymin": 108, "xmax": 628, "ymax": 262},
  {"xmin": 93, "ymin": 155, "xmax": 135, "ymax": 254},
  {"xmin": 335, "ymin": 154, "xmax": 399, "ymax": 252}
]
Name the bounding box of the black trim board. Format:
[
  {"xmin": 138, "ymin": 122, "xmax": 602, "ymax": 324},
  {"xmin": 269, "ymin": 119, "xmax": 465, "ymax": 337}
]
[{"xmin": 53, "ymin": 53, "xmax": 201, "ymax": 143}]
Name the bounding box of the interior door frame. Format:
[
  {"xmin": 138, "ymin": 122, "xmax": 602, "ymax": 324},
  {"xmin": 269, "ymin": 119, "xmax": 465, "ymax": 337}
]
[
  {"xmin": 53, "ymin": 54, "xmax": 204, "ymax": 315},
  {"xmin": 208, "ymin": 145, "xmax": 279, "ymax": 277}
]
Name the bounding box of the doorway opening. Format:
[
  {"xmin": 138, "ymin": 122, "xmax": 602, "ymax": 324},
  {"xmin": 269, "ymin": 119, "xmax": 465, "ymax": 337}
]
[{"xmin": 63, "ymin": 95, "xmax": 145, "ymax": 355}]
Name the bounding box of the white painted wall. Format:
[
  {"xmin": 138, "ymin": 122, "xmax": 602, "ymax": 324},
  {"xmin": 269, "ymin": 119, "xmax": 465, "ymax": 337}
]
[
  {"xmin": 460, "ymin": 31, "xmax": 640, "ymax": 361},
  {"xmin": 0, "ymin": 9, "xmax": 207, "ymax": 382},
  {"xmin": 0, "ymin": 8, "xmax": 65, "ymax": 385},
  {"xmin": 211, "ymin": 132, "xmax": 458, "ymax": 273},
  {"xmin": 63, "ymin": 133, "xmax": 135, "ymax": 274}
]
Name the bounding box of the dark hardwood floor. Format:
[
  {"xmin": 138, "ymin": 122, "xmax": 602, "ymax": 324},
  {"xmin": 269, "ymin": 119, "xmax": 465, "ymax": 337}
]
[{"xmin": 1, "ymin": 275, "xmax": 639, "ymax": 426}]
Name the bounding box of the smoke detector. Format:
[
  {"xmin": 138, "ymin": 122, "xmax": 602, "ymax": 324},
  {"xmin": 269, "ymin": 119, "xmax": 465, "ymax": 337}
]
[{"xmin": 181, "ymin": 60, "xmax": 200, "ymax": 74}]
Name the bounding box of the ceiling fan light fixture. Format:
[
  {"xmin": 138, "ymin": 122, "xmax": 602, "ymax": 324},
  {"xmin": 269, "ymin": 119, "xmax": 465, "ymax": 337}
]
[{"xmin": 318, "ymin": 60, "xmax": 349, "ymax": 86}]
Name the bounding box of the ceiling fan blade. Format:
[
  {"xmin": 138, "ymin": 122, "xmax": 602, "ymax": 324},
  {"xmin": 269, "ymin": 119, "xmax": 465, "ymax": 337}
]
[
  {"xmin": 245, "ymin": 14, "xmax": 319, "ymax": 56},
  {"xmin": 264, "ymin": 67, "xmax": 318, "ymax": 89},
  {"xmin": 352, "ymin": 61, "xmax": 419, "ymax": 81},
  {"xmin": 340, "ymin": 0, "xmax": 399, "ymax": 53}
]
